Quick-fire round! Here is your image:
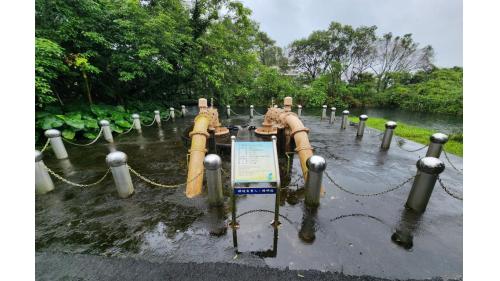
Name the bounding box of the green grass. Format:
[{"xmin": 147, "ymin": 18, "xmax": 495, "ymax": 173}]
[{"xmin": 349, "ymin": 116, "xmax": 463, "ymax": 156}]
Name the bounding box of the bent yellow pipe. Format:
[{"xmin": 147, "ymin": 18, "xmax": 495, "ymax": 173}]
[{"xmin": 186, "ymin": 114, "xmax": 210, "ymax": 198}]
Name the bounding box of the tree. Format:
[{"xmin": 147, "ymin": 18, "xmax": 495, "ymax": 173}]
[
  {"xmin": 370, "ymin": 33, "xmax": 434, "ymax": 91},
  {"xmin": 35, "ymin": 38, "xmax": 68, "ymax": 107}
]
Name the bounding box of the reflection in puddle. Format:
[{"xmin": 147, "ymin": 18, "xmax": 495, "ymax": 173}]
[{"xmin": 391, "ymin": 208, "xmax": 423, "ymax": 250}]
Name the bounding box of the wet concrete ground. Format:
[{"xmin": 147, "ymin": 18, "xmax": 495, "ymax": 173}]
[{"xmin": 36, "ymin": 106, "xmax": 463, "ymax": 280}]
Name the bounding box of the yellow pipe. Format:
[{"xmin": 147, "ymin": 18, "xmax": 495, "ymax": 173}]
[
  {"xmin": 186, "ymin": 114, "xmax": 210, "ymax": 198},
  {"xmin": 284, "ymin": 114, "xmax": 313, "ymax": 180}
]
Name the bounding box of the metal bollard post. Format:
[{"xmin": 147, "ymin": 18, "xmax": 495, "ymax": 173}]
[
  {"xmin": 44, "ymin": 129, "xmax": 68, "ymax": 159},
  {"xmin": 181, "ymin": 105, "xmax": 187, "ymax": 117},
  {"xmin": 405, "ymin": 157, "xmax": 445, "ymax": 213},
  {"xmin": 341, "ymin": 110, "xmax": 349, "ymax": 129},
  {"xmin": 99, "ymin": 120, "xmax": 114, "ymax": 143},
  {"xmin": 227, "ymin": 105, "xmax": 231, "ymax": 118},
  {"xmin": 204, "ymin": 154, "xmax": 224, "ymax": 207},
  {"xmin": 106, "ymin": 151, "xmax": 134, "ymax": 198},
  {"xmin": 426, "ymin": 133, "xmax": 449, "ymax": 158},
  {"xmin": 35, "ymin": 150, "xmax": 55, "ymax": 194},
  {"xmin": 305, "ymin": 155, "xmax": 327, "ymax": 207},
  {"xmin": 250, "ymin": 105, "xmax": 254, "ymax": 118},
  {"xmin": 132, "ymin": 114, "xmax": 141, "ymax": 132},
  {"xmin": 381, "ymin": 121, "xmax": 397, "ymax": 150},
  {"xmin": 297, "ymin": 105, "xmax": 302, "ymax": 117},
  {"xmin": 321, "ymin": 105, "xmax": 327, "ymax": 120},
  {"xmin": 154, "ymin": 110, "xmax": 162, "ymax": 127},
  {"xmin": 329, "ymin": 107, "xmax": 336, "ymax": 124},
  {"xmin": 169, "ymin": 107, "xmax": 175, "ymax": 122},
  {"xmin": 357, "ymin": 115, "xmax": 368, "ymax": 137}
]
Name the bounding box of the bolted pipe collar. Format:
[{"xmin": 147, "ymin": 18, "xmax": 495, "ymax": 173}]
[
  {"xmin": 342, "ymin": 110, "xmax": 349, "ymax": 115},
  {"xmin": 99, "ymin": 120, "xmax": 110, "ymax": 126},
  {"xmin": 106, "ymin": 151, "xmax": 128, "ymax": 167},
  {"xmin": 306, "ymin": 155, "xmax": 327, "ymax": 172},
  {"xmin": 430, "ymin": 133, "xmax": 449, "ymax": 144},
  {"xmin": 204, "ymin": 154, "xmax": 222, "ymax": 170},
  {"xmin": 44, "ymin": 129, "xmax": 61, "ymax": 138},
  {"xmin": 131, "ymin": 113, "xmax": 140, "ymax": 119},
  {"xmin": 154, "ymin": 110, "xmax": 160, "ymax": 114},
  {"xmin": 359, "ymin": 114, "xmax": 368, "ymax": 121},
  {"xmin": 385, "ymin": 121, "xmax": 397, "ymax": 129},
  {"xmin": 416, "ymin": 157, "xmax": 445, "ymax": 174},
  {"xmin": 35, "ymin": 150, "xmax": 43, "ymax": 162}
]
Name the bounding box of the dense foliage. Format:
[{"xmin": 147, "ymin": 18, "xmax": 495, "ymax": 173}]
[{"xmin": 35, "ymin": 0, "xmax": 462, "ymax": 141}]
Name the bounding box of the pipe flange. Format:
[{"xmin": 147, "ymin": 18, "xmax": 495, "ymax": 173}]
[
  {"xmin": 290, "ymin": 127, "xmax": 310, "ymax": 137},
  {"xmin": 215, "ymin": 127, "xmax": 230, "ymax": 136},
  {"xmin": 189, "ymin": 148, "xmax": 208, "ymax": 153},
  {"xmin": 295, "ymin": 145, "xmax": 313, "ymax": 152},
  {"xmin": 189, "ymin": 130, "xmax": 210, "ymax": 138}
]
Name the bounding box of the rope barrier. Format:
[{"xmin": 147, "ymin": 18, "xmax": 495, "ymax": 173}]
[
  {"xmin": 235, "ymin": 209, "xmax": 295, "ymax": 226},
  {"xmin": 437, "ymin": 177, "xmax": 463, "ymax": 201},
  {"xmin": 46, "ymin": 166, "xmax": 110, "ymax": 187},
  {"xmin": 230, "ymin": 109, "xmax": 242, "ymax": 116},
  {"xmin": 118, "ymin": 124, "xmax": 134, "ymax": 135},
  {"xmin": 62, "ymin": 127, "xmax": 103, "ymax": 146},
  {"xmin": 329, "ymin": 213, "xmax": 390, "ymax": 228},
  {"xmin": 162, "ymin": 115, "xmax": 171, "ymax": 122},
  {"xmin": 396, "ymin": 138, "xmax": 429, "ymax": 152},
  {"xmin": 442, "ymin": 149, "xmax": 463, "ymax": 174},
  {"xmin": 253, "ymin": 109, "xmax": 265, "ymax": 116},
  {"xmin": 128, "ymin": 165, "xmax": 203, "ymax": 188},
  {"xmin": 142, "ymin": 118, "xmax": 157, "ymax": 127},
  {"xmin": 39, "ymin": 139, "xmax": 50, "ymax": 152},
  {"xmin": 324, "ymin": 170, "xmax": 414, "ymax": 197}
]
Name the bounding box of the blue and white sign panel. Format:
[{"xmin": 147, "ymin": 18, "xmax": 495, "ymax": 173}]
[{"xmin": 233, "ymin": 141, "xmax": 277, "ymax": 183}]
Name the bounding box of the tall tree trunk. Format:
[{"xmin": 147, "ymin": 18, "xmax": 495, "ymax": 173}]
[{"xmin": 82, "ymin": 71, "xmax": 93, "ymax": 105}]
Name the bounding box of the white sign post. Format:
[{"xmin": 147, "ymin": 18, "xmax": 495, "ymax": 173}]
[{"xmin": 230, "ymin": 135, "xmax": 281, "ymax": 249}]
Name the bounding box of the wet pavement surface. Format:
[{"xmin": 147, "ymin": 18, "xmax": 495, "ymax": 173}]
[{"xmin": 36, "ymin": 106, "xmax": 463, "ymax": 280}]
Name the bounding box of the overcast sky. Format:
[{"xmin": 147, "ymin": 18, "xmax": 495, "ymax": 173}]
[{"xmin": 239, "ymin": 0, "xmax": 462, "ymax": 67}]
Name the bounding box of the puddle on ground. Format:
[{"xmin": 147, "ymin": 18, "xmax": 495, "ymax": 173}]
[{"xmin": 36, "ymin": 106, "xmax": 463, "ymax": 279}]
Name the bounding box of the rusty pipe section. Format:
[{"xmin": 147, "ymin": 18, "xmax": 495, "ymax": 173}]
[{"xmin": 256, "ymin": 97, "xmax": 314, "ymax": 181}]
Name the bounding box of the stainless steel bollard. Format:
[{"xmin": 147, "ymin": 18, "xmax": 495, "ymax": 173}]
[
  {"xmin": 329, "ymin": 107, "xmax": 336, "ymax": 124},
  {"xmin": 99, "ymin": 120, "xmax": 114, "ymax": 143},
  {"xmin": 381, "ymin": 121, "xmax": 397, "ymax": 149},
  {"xmin": 35, "ymin": 150, "xmax": 55, "ymax": 194},
  {"xmin": 341, "ymin": 110, "xmax": 349, "ymax": 129},
  {"xmin": 154, "ymin": 110, "xmax": 162, "ymax": 126},
  {"xmin": 132, "ymin": 114, "xmax": 141, "ymax": 132},
  {"xmin": 106, "ymin": 151, "xmax": 134, "ymax": 198},
  {"xmin": 204, "ymin": 154, "xmax": 224, "ymax": 207},
  {"xmin": 181, "ymin": 105, "xmax": 187, "ymax": 117},
  {"xmin": 44, "ymin": 129, "xmax": 68, "ymax": 159},
  {"xmin": 357, "ymin": 114, "xmax": 368, "ymax": 137},
  {"xmin": 426, "ymin": 133, "xmax": 449, "ymax": 158},
  {"xmin": 305, "ymin": 155, "xmax": 327, "ymax": 207},
  {"xmin": 250, "ymin": 105, "xmax": 254, "ymax": 118},
  {"xmin": 227, "ymin": 105, "xmax": 231, "ymax": 118},
  {"xmin": 169, "ymin": 107, "xmax": 175, "ymax": 121},
  {"xmin": 297, "ymin": 105, "xmax": 302, "ymax": 117},
  {"xmin": 405, "ymin": 157, "xmax": 445, "ymax": 213},
  {"xmin": 321, "ymin": 105, "xmax": 327, "ymax": 120}
]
